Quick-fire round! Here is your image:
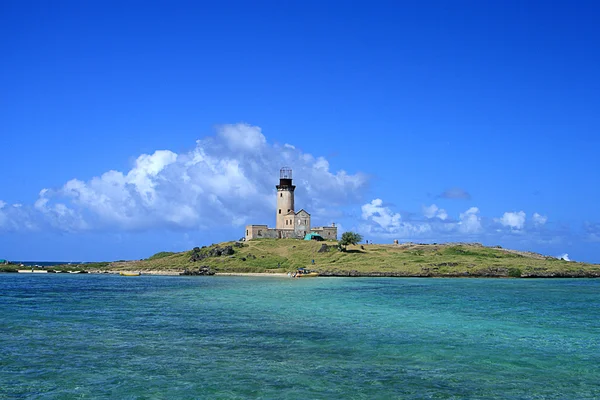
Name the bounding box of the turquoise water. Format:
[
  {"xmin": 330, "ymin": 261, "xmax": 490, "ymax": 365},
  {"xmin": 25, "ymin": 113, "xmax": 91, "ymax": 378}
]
[{"xmin": 1, "ymin": 275, "xmax": 599, "ymax": 399}]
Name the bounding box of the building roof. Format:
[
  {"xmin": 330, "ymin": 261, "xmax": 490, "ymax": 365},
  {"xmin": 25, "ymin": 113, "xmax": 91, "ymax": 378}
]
[{"xmin": 295, "ymin": 209, "xmax": 311, "ymax": 216}]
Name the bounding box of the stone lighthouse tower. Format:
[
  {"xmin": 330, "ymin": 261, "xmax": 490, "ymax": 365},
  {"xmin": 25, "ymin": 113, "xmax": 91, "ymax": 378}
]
[{"xmin": 276, "ymin": 167, "xmax": 295, "ymax": 229}]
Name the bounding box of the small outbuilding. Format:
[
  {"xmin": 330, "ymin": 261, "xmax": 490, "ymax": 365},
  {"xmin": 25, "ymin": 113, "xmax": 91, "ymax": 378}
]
[{"xmin": 304, "ymin": 233, "xmax": 324, "ymax": 241}]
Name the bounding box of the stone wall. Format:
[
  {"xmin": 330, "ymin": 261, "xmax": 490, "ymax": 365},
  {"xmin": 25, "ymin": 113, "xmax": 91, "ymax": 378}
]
[
  {"xmin": 245, "ymin": 225, "xmax": 306, "ymax": 240},
  {"xmin": 245, "ymin": 225, "xmax": 276, "ymax": 240},
  {"xmin": 311, "ymin": 226, "xmax": 338, "ymax": 240}
]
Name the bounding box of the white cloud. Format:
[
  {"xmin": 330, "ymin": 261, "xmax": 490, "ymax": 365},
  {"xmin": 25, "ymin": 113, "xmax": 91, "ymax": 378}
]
[
  {"xmin": 557, "ymin": 253, "xmax": 571, "ymax": 261},
  {"xmin": 359, "ymin": 202, "xmax": 486, "ymax": 239},
  {"xmin": 361, "ymin": 199, "xmax": 402, "ymax": 230},
  {"xmin": 422, "ymin": 204, "xmax": 448, "ymax": 220},
  {"xmin": 458, "ymin": 207, "xmax": 482, "ymax": 234},
  {"xmin": 0, "ymin": 123, "xmax": 368, "ymax": 233},
  {"xmin": 360, "ymin": 199, "xmax": 433, "ymax": 238},
  {"xmin": 532, "ymin": 212, "xmax": 548, "ymax": 226},
  {"xmin": 496, "ymin": 211, "xmax": 526, "ymax": 230},
  {"xmin": 217, "ymin": 123, "xmax": 266, "ymax": 152}
]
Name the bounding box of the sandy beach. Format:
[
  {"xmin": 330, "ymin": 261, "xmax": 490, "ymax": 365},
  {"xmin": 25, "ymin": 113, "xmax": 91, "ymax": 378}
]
[
  {"xmin": 88, "ymin": 270, "xmax": 289, "ymax": 277},
  {"xmin": 214, "ymin": 272, "xmax": 288, "ymax": 277}
]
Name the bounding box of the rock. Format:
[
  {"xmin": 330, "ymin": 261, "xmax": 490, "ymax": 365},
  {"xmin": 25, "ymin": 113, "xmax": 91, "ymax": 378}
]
[
  {"xmin": 189, "ymin": 250, "xmax": 207, "ymax": 262},
  {"xmin": 180, "ymin": 266, "xmax": 215, "ymax": 276},
  {"xmin": 317, "ymin": 244, "xmax": 330, "ymax": 253},
  {"xmin": 190, "ymin": 245, "xmax": 235, "ymax": 262}
]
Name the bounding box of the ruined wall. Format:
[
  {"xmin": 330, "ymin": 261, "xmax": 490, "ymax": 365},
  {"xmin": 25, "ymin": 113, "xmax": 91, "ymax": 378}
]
[
  {"xmin": 311, "ymin": 226, "xmax": 338, "ymax": 240},
  {"xmin": 245, "ymin": 225, "xmax": 277, "ymax": 241},
  {"xmin": 245, "ymin": 225, "xmax": 305, "ymax": 240}
]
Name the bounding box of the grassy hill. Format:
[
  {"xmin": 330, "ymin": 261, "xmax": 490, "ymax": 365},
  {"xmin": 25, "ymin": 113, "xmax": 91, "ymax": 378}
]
[{"xmin": 86, "ymin": 239, "xmax": 600, "ymax": 278}]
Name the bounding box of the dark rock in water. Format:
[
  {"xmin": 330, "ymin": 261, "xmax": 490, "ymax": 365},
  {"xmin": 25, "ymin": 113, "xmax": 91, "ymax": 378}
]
[
  {"xmin": 180, "ymin": 266, "xmax": 215, "ymax": 276},
  {"xmin": 318, "ymin": 244, "xmax": 330, "ymax": 253}
]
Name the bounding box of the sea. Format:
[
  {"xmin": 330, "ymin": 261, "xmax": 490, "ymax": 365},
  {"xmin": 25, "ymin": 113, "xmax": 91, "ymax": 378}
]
[{"xmin": 1, "ymin": 275, "xmax": 599, "ymax": 399}]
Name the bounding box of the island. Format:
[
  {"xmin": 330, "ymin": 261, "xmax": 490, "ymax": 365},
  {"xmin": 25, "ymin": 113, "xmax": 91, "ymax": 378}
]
[{"xmin": 2, "ymin": 238, "xmax": 590, "ymax": 278}]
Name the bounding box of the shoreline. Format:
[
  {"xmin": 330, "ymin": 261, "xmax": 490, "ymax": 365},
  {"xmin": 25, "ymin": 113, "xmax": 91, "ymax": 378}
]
[
  {"xmin": 85, "ymin": 270, "xmax": 290, "ymax": 277},
  {"xmin": 8, "ymin": 270, "xmax": 598, "ymax": 278},
  {"xmin": 214, "ymin": 272, "xmax": 288, "ymax": 277}
]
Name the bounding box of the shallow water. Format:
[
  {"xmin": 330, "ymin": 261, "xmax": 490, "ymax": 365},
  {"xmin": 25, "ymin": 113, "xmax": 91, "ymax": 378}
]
[{"xmin": 1, "ymin": 275, "xmax": 599, "ymax": 399}]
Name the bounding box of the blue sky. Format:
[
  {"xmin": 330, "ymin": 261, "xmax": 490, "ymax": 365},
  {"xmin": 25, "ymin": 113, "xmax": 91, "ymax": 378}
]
[{"xmin": 1, "ymin": 1, "xmax": 599, "ymax": 262}]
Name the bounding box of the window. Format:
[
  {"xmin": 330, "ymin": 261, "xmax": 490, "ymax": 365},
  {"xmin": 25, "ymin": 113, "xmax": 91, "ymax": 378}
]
[
  {"xmin": 279, "ymin": 209, "xmax": 281, "ymax": 214},
  {"xmin": 280, "ymin": 193, "xmax": 282, "ymax": 197},
  {"xmin": 286, "ymin": 220, "xmax": 288, "ymax": 225},
  {"xmin": 246, "ymin": 230, "xmax": 249, "ymax": 235}
]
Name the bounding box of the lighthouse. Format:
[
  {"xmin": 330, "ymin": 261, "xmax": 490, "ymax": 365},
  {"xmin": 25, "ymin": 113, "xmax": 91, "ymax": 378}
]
[
  {"xmin": 276, "ymin": 167, "xmax": 295, "ymax": 229},
  {"xmin": 244, "ymin": 168, "xmax": 337, "ymax": 241}
]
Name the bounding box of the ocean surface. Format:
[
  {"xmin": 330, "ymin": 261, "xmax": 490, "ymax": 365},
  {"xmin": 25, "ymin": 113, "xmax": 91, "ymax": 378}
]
[{"xmin": 1, "ymin": 275, "xmax": 599, "ymax": 399}]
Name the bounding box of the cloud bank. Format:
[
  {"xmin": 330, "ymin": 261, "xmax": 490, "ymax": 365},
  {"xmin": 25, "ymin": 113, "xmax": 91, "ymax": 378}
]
[
  {"xmin": 359, "ymin": 200, "xmax": 549, "ymax": 242},
  {"xmin": 0, "ymin": 123, "xmax": 368, "ymax": 232}
]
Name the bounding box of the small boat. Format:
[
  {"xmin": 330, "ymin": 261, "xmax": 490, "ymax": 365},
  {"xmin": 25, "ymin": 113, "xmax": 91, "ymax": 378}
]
[
  {"xmin": 120, "ymin": 271, "xmax": 141, "ymax": 276},
  {"xmin": 293, "ymin": 268, "xmax": 319, "ymax": 278}
]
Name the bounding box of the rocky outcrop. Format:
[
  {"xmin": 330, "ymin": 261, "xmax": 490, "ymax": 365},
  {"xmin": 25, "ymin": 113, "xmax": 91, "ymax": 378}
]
[
  {"xmin": 522, "ymin": 270, "xmax": 600, "ymax": 278},
  {"xmin": 180, "ymin": 266, "xmax": 215, "ymax": 276},
  {"xmin": 317, "ymin": 244, "xmax": 331, "ymax": 253},
  {"xmin": 190, "ymin": 245, "xmax": 235, "ymax": 262}
]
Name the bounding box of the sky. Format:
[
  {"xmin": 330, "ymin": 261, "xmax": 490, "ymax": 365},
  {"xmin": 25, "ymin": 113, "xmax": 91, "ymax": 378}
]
[{"xmin": 1, "ymin": 1, "xmax": 599, "ymax": 262}]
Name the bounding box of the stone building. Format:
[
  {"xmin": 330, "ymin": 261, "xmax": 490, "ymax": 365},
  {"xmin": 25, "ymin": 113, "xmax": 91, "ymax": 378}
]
[{"xmin": 245, "ymin": 168, "xmax": 338, "ymax": 241}]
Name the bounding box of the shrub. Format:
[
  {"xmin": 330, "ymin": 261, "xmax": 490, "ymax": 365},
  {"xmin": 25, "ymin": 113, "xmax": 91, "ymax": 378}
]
[
  {"xmin": 508, "ymin": 267, "xmax": 522, "ymax": 278},
  {"xmin": 339, "ymin": 232, "xmax": 363, "ymax": 251}
]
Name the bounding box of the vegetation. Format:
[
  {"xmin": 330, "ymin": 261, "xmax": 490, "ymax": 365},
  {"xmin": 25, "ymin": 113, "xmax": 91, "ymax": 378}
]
[
  {"xmin": 147, "ymin": 251, "xmax": 176, "ymax": 260},
  {"xmin": 338, "ymin": 231, "xmax": 363, "ymax": 251},
  {"xmin": 76, "ymin": 239, "xmax": 600, "ymax": 278}
]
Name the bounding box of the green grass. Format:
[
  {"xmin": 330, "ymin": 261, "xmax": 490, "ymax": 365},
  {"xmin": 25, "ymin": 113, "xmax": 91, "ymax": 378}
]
[
  {"xmin": 78, "ymin": 239, "xmax": 600, "ymax": 277},
  {"xmin": 147, "ymin": 251, "xmax": 176, "ymax": 260}
]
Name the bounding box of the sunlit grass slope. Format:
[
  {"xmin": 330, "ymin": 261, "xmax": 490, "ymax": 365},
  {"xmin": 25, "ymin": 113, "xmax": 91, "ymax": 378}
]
[{"xmin": 96, "ymin": 239, "xmax": 600, "ymax": 277}]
